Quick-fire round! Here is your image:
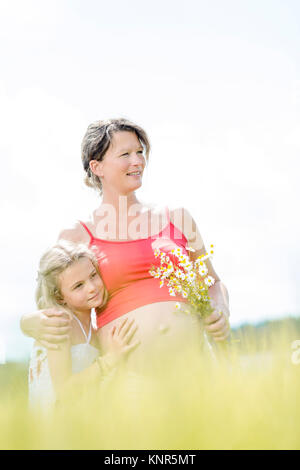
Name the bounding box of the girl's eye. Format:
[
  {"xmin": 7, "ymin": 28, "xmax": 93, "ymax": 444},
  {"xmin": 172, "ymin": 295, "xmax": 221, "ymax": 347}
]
[
  {"xmin": 121, "ymin": 153, "xmax": 129, "ymax": 157},
  {"xmin": 91, "ymin": 272, "xmax": 97, "ymax": 278},
  {"xmin": 74, "ymin": 283, "xmax": 83, "ymax": 290}
]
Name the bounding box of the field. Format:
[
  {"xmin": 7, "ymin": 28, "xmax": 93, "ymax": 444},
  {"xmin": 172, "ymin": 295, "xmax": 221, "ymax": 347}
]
[{"xmin": 1, "ymin": 317, "xmax": 299, "ymax": 450}]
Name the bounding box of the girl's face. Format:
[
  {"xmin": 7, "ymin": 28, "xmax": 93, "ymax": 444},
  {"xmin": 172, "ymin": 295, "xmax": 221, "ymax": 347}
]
[
  {"xmin": 58, "ymin": 257, "xmax": 105, "ymax": 314},
  {"xmin": 91, "ymin": 131, "xmax": 146, "ymax": 195}
]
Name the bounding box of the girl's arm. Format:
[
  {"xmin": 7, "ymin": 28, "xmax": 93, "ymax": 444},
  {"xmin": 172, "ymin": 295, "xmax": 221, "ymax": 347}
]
[
  {"xmin": 47, "ymin": 339, "xmax": 72, "ymax": 393},
  {"xmin": 48, "ymin": 317, "xmax": 140, "ymax": 399},
  {"xmin": 47, "ymin": 339, "xmax": 100, "ymax": 399}
]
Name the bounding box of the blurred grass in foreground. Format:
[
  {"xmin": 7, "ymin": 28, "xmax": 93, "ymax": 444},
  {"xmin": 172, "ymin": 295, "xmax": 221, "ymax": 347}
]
[{"xmin": 1, "ymin": 317, "xmax": 299, "ymax": 450}]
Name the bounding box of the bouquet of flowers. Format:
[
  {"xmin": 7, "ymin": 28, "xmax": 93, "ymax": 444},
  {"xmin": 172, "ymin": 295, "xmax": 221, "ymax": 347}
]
[{"xmin": 149, "ymin": 245, "xmax": 216, "ymax": 319}]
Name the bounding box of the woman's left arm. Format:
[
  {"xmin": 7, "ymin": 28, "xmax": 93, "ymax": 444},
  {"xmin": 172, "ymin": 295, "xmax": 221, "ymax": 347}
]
[{"xmin": 170, "ymin": 207, "xmax": 230, "ymax": 342}]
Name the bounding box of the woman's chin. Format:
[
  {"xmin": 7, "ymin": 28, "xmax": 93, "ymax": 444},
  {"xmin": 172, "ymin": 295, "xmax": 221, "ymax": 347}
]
[{"xmin": 126, "ymin": 178, "xmax": 143, "ymax": 191}]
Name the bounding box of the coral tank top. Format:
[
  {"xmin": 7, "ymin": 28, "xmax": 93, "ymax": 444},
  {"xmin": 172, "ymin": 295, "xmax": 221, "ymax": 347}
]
[{"xmin": 79, "ymin": 207, "xmax": 189, "ymax": 328}]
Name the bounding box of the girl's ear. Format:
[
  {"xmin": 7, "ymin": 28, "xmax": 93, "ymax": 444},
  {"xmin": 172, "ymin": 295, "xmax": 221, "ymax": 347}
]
[
  {"xmin": 54, "ymin": 288, "xmax": 66, "ymax": 306},
  {"xmin": 89, "ymin": 160, "xmax": 104, "ymax": 178}
]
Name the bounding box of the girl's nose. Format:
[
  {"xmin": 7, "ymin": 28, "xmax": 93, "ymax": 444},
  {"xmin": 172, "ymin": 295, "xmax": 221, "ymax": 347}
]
[{"xmin": 87, "ymin": 279, "xmax": 96, "ymax": 293}]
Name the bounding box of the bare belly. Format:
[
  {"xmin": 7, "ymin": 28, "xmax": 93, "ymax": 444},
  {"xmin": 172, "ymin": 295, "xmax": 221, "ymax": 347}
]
[{"xmin": 97, "ymin": 301, "xmax": 204, "ymax": 374}]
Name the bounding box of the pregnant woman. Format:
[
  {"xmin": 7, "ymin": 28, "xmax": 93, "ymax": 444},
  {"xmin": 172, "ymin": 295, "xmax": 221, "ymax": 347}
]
[{"xmin": 21, "ymin": 118, "xmax": 230, "ymax": 376}]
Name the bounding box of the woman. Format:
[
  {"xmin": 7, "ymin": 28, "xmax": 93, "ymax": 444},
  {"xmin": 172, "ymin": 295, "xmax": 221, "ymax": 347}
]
[{"xmin": 21, "ymin": 118, "xmax": 230, "ymax": 375}]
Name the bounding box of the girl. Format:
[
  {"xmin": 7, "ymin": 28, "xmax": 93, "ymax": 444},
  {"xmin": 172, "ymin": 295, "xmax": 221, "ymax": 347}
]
[{"xmin": 28, "ymin": 240, "xmax": 139, "ymax": 409}]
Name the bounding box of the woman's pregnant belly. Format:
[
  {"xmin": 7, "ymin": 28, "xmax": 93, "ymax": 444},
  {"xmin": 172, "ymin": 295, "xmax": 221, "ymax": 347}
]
[{"xmin": 97, "ymin": 301, "xmax": 204, "ymax": 374}]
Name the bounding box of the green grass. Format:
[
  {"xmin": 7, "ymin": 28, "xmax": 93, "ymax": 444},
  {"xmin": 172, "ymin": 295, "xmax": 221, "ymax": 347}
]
[{"xmin": 1, "ymin": 318, "xmax": 300, "ymax": 450}]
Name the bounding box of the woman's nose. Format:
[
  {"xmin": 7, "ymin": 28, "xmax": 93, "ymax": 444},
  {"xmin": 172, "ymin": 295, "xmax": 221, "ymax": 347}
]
[{"xmin": 130, "ymin": 152, "xmax": 144, "ymax": 165}]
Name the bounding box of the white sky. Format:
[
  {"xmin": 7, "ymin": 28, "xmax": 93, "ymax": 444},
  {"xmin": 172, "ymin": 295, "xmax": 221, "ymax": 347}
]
[{"xmin": 0, "ymin": 0, "xmax": 299, "ymax": 361}]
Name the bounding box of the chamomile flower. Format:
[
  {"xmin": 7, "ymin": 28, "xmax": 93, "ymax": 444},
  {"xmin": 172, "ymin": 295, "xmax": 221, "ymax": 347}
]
[
  {"xmin": 150, "ymin": 243, "xmax": 220, "ymax": 322},
  {"xmin": 204, "ymin": 276, "xmax": 215, "ymax": 287},
  {"xmin": 175, "ymin": 269, "xmax": 182, "ymax": 278},
  {"xmin": 200, "ymin": 253, "xmax": 212, "ymax": 262},
  {"xmin": 185, "ymin": 262, "xmax": 193, "ymax": 272},
  {"xmin": 187, "ymin": 271, "xmax": 196, "ymax": 283},
  {"xmin": 198, "ymin": 264, "xmax": 208, "ymax": 277}
]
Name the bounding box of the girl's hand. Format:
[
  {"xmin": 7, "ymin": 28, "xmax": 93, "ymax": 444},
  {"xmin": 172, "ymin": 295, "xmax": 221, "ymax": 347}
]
[
  {"xmin": 21, "ymin": 309, "xmax": 71, "ymax": 350},
  {"xmin": 203, "ymin": 303, "xmax": 230, "ymax": 342},
  {"xmin": 100, "ymin": 317, "xmax": 140, "ymax": 371}
]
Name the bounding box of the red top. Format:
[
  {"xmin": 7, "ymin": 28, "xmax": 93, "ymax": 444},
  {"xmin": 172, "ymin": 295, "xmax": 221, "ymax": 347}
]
[{"xmin": 79, "ymin": 207, "xmax": 189, "ymax": 328}]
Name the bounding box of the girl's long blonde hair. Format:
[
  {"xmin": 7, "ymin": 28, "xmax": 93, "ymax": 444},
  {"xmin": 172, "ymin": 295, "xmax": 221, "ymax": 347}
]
[{"xmin": 35, "ymin": 240, "xmax": 108, "ymax": 314}]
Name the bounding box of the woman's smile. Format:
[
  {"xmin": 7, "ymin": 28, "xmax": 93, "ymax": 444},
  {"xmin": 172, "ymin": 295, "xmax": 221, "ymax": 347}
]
[{"xmin": 126, "ymin": 169, "xmax": 143, "ymax": 179}]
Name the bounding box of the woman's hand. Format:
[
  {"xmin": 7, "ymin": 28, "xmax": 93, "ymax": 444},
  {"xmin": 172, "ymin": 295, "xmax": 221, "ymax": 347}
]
[
  {"xmin": 100, "ymin": 317, "xmax": 140, "ymax": 372},
  {"xmin": 20, "ymin": 309, "xmax": 71, "ymax": 349},
  {"xmin": 203, "ymin": 303, "xmax": 230, "ymax": 343}
]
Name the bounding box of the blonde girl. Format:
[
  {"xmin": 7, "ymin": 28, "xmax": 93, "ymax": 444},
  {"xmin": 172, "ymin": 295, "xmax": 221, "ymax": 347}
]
[{"xmin": 28, "ymin": 240, "xmax": 139, "ymax": 408}]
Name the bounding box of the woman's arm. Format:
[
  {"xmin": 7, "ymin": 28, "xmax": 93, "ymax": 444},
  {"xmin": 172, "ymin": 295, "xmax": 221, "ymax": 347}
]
[
  {"xmin": 20, "ymin": 309, "xmax": 71, "ymax": 349},
  {"xmin": 170, "ymin": 207, "xmax": 230, "ymax": 342}
]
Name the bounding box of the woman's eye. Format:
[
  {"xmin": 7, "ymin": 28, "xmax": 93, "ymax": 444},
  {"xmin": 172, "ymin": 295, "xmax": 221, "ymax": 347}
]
[
  {"xmin": 91, "ymin": 272, "xmax": 97, "ymax": 278},
  {"xmin": 121, "ymin": 153, "xmax": 129, "ymax": 157}
]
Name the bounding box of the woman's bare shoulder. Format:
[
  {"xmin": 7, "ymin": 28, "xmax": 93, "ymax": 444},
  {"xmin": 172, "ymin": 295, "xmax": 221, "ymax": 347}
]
[
  {"xmin": 169, "ymin": 206, "xmax": 204, "ymax": 250},
  {"xmin": 57, "ymin": 221, "xmax": 90, "ymax": 244},
  {"xmin": 168, "ymin": 205, "xmax": 191, "ymax": 224}
]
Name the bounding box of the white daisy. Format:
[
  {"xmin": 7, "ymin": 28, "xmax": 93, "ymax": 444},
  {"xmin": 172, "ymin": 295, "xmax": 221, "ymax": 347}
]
[
  {"xmin": 204, "ymin": 276, "xmax": 215, "ymax": 287},
  {"xmin": 169, "ymin": 287, "xmax": 176, "ymax": 296},
  {"xmin": 198, "ymin": 264, "xmax": 208, "ymax": 276}
]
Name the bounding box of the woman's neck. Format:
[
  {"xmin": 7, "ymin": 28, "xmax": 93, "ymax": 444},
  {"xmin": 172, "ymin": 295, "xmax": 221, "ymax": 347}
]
[
  {"xmin": 100, "ymin": 191, "xmax": 141, "ymax": 215},
  {"xmin": 93, "ymin": 190, "xmax": 149, "ymax": 240}
]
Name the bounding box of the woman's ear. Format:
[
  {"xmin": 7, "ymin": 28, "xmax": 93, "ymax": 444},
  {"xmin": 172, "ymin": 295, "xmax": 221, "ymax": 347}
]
[{"xmin": 89, "ymin": 160, "xmax": 104, "ymax": 178}]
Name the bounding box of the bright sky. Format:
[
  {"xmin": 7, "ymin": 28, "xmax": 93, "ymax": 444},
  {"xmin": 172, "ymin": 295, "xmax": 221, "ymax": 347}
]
[{"xmin": 0, "ymin": 0, "xmax": 299, "ymax": 361}]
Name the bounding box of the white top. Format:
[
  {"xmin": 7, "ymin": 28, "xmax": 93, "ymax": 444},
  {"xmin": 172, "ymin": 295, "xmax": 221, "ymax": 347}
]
[{"xmin": 28, "ymin": 311, "xmax": 99, "ymax": 409}]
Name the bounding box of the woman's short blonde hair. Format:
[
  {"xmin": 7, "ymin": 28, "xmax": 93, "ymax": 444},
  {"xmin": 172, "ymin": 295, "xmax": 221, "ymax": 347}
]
[
  {"xmin": 81, "ymin": 118, "xmax": 151, "ymax": 194},
  {"xmin": 35, "ymin": 240, "xmax": 108, "ymax": 313}
]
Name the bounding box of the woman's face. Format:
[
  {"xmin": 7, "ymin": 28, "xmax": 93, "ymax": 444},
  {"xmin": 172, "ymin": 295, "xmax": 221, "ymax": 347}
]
[
  {"xmin": 92, "ymin": 131, "xmax": 146, "ymax": 195},
  {"xmin": 59, "ymin": 258, "xmax": 105, "ymax": 315}
]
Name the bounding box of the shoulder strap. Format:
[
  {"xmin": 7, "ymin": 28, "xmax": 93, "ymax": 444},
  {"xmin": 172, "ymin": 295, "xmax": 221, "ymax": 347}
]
[
  {"xmin": 165, "ymin": 206, "xmax": 170, "ymax": 223},
  {"xmin": 79, "ymin": 220, "xmax": 94, "ymax": 240},
  {"xmin": 72, "ymin": 314, "xmax": 92, "ymax": 344}
]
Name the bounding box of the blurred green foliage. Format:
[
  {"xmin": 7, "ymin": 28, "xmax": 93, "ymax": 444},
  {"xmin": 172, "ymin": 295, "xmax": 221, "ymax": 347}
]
[{"xmin": 0, "ymin": 316, "xmax": 299, "ymax": 450}]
